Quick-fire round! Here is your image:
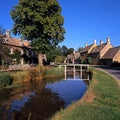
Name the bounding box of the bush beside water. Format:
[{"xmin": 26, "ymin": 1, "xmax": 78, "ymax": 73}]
[{"xmin": 0, "ymin": 73, "xmax": 13, "ymax": 87}]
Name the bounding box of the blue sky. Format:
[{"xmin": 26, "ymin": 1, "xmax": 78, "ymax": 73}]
[{"xmin": 0, "ymin": 0, "xmax": 120, "ymax": 50}]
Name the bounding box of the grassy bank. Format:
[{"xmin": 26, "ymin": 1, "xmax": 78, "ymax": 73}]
[
  {"xmin": 0, "ymin": 66, "xmax": 64, "ymax": 88},
  {"xmin": 51, "ymin": 67, "xmax": 120, "ymax": 120}
]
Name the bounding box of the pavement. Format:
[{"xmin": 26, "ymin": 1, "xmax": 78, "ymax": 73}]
[{"xmin": 94, "ymin": 65, "xmax": 120, "ymax": 85}]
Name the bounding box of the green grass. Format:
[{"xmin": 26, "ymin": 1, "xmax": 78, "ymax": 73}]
[{"xmin": 51, "ymin": 67, "xmax": 120, "ymax": 120}]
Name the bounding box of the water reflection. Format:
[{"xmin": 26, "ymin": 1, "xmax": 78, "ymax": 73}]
[
  {"xmin": 46, "ymin": 80, "xmax": 87, "ymax": 107},
  {"xmin": 0, "ymin": 78, "xmax": 87, "ymax": 120}
]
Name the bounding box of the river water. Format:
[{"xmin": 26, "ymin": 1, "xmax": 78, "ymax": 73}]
[{"xmin": 0, "ymin": 78, "xmax": 87, "ymax": 120}]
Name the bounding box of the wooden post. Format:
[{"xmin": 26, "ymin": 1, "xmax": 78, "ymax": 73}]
[
  {"xmin": 87, "ymin": 65, "xmax": 89, "ymax": 80},
  {"xmin": 80, "ymin": 65, "xmax": 82, "ymax": 79},
  {"xmin": 73, "ymin": 65, "xmax": 75, "ymax": 79}
]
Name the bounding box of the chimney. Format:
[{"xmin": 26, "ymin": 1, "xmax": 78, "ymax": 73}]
[
  {"xmin": 100, "ymin": 40, "xmax": 103, "ymax": 46},
  {"xmin": 85, "ymin": 42, "xmax": 88, "ymax": 47},
  {"xmin": 94, "ymin": 40, "xmax": 96, "ymax": 45},
  {"xmin": 6, "ymin": 30, "xmax": 10, "ymax": 38},
  {"xmin": 106, "ymin": 37, "xmax": 110, "ymax": 44}
]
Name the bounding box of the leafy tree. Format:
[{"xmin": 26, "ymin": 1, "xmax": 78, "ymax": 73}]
[
  {"xmin": 61, "ymin": 45, "xmax": 68, "ymax": 56},
  {"xmin": 77, "ymin": 47, "xmax": 83, "ymax": 52},
  {"xmin": 67, "ymin": 48, "xmax": 74, "ymax": 55},
  {"xmin": 55, "ymin": 55, "xmax": 65, "ymax": 63},
  {"xmin": 10, "ymin": 0, "xmax": 65, "ymax": 65},
  {"xmin": 46, "ymin": 46, "xmax": 62, "ymax": 63}
]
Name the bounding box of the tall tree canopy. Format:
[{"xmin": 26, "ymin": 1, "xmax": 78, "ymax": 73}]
[{"xmin": 10, "ymin": 0, "xmax": 65, "ymax": 53}]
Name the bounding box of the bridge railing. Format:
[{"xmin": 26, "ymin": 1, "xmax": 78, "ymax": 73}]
[{"xmin": 58, "ymin": 64, "xmax": 90, "ymax": 80}]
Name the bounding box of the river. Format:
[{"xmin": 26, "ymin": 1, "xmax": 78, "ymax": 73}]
[{"xmin": 0, "ymin": 78, "xmax": 87, "ymax": 120}]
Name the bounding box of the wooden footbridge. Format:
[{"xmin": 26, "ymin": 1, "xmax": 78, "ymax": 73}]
[{"xmin": 58, "ymin": 64, "xmax": 90, "ymax": 80}]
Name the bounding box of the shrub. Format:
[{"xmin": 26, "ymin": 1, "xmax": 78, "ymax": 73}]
[
  {"xmin": 11, "ymin": 71, "xmax": 29, "ymax": 84},
  {"xmin": 45, "ymin": 66, "xmax": 64, "ymax": 78},
  {"xmin": 0, "ymin": 73, "xmax": 13, "ymax": 87}
]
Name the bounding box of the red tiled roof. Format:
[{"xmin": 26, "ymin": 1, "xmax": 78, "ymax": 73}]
[{"xmin": 102, "ymin": 46, "xmax": 120, "ymax": 59}]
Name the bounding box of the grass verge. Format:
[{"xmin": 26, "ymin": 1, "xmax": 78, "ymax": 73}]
[{"xmin": 50, "ymin": 67, "xmax": 120, "ymax": 120}]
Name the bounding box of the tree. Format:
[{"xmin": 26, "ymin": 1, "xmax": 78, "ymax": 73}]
[
  {"xmin": 61, "ymin": 45, "xmax": 68, "ymax": 56},
  {"xmin": 46, "ymin": 45, "xmax": 62, "ymax": 63},
  {"xmin": 67, "ymin": 48, "xmax": 74, "ymax": 55},
  {"xmin": 10, "ymin": 0, "xmax": 65, "ymax": 65},
  {"xmin": 77, "ymin": 47, "xmax": 83, "ymax": 52}
]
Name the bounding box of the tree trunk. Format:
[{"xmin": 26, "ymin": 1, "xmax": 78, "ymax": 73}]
[{"xmin": 38, "ymin": 53, "xmax": 43, "ymax": 65}]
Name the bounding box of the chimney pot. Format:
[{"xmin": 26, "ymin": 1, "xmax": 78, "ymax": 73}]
[
  {"xmin": 100, "ymin": 40, "xmax": 103, "ymax": 45},
  {"xmin": 6, "ymin": 30, "xmax": 10, "ymax": 38},
  {"xmin": 85, "ymin": 42, "xmax": 88, "ymax": 47},
  {"xmin": 106, "ymin": 37, "xmax": 110, "ymax": 44},
  {"xmin": 94, "ymin": 40, "xmax": 96, "ymax": 45}
]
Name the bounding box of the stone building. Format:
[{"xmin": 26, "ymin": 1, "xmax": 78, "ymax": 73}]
[
  {"xmin": 66, "ymin": 37, "xmax": 120, "ymax": 65},
  {"xmin": 101, "ymin": 46, "xmax": 120, "ymax": 65},
  {"xmin": 65, "ymin": 51, "xmax": 80, "ymax": 64},
  {"xmin": 87, "ymin": 38, "xmax": 113, "ymax": 64},
  {"xmin": 0, "ymin": 30, "xmax": 38, "ymax": 65},
  {"xmin": 80, "ymin": 40, "xmax": 97, "ymax": 57}
]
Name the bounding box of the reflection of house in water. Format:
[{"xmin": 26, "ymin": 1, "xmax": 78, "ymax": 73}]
[
  {"xmin": 0, "ymin": 30, "xmax": 38, "ymax": 65},
  {"xmin": 66, "ymin": 38, "xmax": 120, "ymax": 65}
]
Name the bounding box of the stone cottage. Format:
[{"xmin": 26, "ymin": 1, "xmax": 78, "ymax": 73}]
[
  {"xmin": 80, "ymin": 40, "xmax": 97, "ymax": 57},
  {"xmin": 0, "ymin": 30, "xmax": 38, "ymax": 65},
  {"xmin": 65, "ymin": 51, "xmax": 80, "ymax": 64},
  {"xmin": 101, "ymin": 46, "xmax": 120, "ymax": 65},
  {"xmin": 87, "ymin": 38, "xmax": 113, "ymax": 64},
  {"xmin": 66, "ymin": 37, "xmax": 120, "ymax": 65}
]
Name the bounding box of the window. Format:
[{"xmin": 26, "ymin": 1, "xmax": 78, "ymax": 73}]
[{"xmin": 10, "ymin": 48, "xmax": 13, "ymax": 54}]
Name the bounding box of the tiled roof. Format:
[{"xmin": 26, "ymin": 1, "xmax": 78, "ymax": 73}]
[
  {"xmin": 0, "ymin": 36, "xmax": 31, "ymax": 48},
  {"xmin": 0, "ymin": 34, "xmax": 4, "ymax": 40},
  {"xmin": 90, "ymin": 43, "xmax": 106, "ymax": 54},
  {"xmin": 67, "ymin": 52, "xmax": 80, "ymax": 60},
  {"xmin": 67, "ymin": 54, "xmax": 73, "ymax": 59},
  {"xmin": 80, "ymin": 44, "xmax": 94, "ymax": 53},
  {"xmin": 74, "ymin": 52, "xmax": 80, "ymax": 59},
  {"xmin": 102, "ymin": 46, "xmax": 120, "ymax": 59}
]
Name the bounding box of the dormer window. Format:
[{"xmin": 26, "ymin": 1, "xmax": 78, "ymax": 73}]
[{"xmin": 10, "ymin": 48, "xmax": 13, "ymax": 54}]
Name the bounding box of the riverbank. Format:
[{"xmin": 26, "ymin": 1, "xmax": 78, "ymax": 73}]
[
  {"xmin": 0, "ymin": 66, "xmax": 64, "ymax": 88},
  {"xmin": 51, "ymin": 67, "xmax": 120, "ymax": 120}
]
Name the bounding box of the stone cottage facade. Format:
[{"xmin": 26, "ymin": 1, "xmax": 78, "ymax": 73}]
[
  {"xmin": 101, "ymin": 46, "xmax": 120, "ymax": 65},
  {"xmin": 80, "ymin": 40, "xmax": 97, "ymax": 57},
  {"xmin": 0, "ymin": 30, "xmax": 38, "ymax": 65},
  {"xmin": 87, "ymin": 38, "xmax": 113, "ymax": 64},
  {"xmin": 66, "ymin": 37, "xmax": 120, "ymax": 65},
  {"xmin": 65, "ymin": 51, "xmax": 80, "ymax": 64}
]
